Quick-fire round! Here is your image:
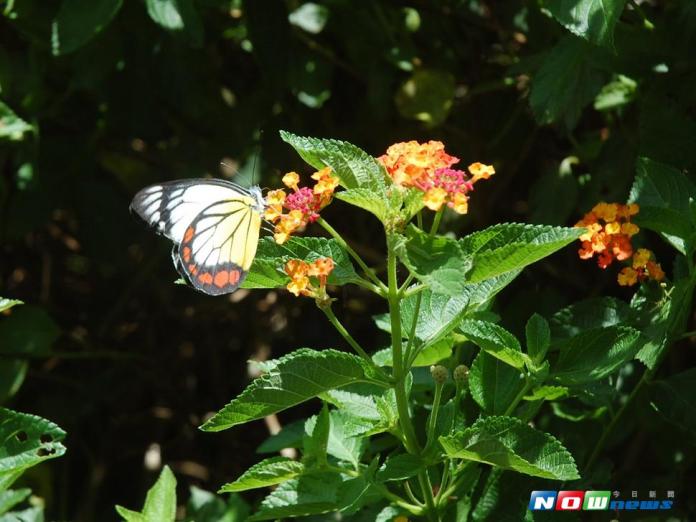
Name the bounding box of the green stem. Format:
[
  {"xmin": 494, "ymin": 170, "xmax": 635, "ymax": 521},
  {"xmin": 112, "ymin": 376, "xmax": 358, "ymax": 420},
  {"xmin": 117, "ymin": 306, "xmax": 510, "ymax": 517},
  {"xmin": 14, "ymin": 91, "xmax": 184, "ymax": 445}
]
[
  {"xmin": 434, "ymin": 461, "xmax": 451, "ymax": 505},
  {"xmin": 430, "ymin": 207, "xmax": 444, "ymax": 235},
  {"xmin": 318, "ymin": 217, "xmax": 387, "ymax": 293},
  {"xmin": 426, "ymin": 382, "xmax": 444, "ymax": 446},
  {"xmin": 321, "ymin": 305, "xmax": 391, "ymax": 382},
  {"xmin": 629, "ymin": 0, "xmax": 654, "ymax": 30},
  {"xmin": 417, "ymin": 472, "xmax": 439, "ymax": 522},
  {"xmin": 502, "ymin": 379, "xmax": 532, "ymax": 417},
  {"xmin": 404, "ymin": 481, "xmax": 425, "ymax": 506}
]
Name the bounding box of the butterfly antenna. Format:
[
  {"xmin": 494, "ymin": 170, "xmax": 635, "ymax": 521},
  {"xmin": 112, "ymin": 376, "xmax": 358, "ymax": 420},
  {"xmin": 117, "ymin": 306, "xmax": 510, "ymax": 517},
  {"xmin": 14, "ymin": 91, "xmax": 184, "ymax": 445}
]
[{"xmin": 252, "ymin": 129, "xmax": 264, "ymax": 187}]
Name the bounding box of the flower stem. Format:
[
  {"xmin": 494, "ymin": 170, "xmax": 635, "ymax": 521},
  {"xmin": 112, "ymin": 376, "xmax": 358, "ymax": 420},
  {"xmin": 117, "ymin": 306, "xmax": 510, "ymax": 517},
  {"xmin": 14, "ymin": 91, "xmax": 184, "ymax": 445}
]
[
  {"xmin": 426, "ymin": 381, "xmax": 444, "ymax": 446},
  {"xmin": 318, "ymin": 217, "xmax": 387, "ymax": 293},
  {"xmin": 430, "ymin": 207, "xmax": 444, "ymax": 235},
  {"xmin": 320, "ymin": 304, "xmax": 390, "ymax": 382},
  {"xmin": 502, "ymin": 378, "xmax": 531, "ymax": 417}
]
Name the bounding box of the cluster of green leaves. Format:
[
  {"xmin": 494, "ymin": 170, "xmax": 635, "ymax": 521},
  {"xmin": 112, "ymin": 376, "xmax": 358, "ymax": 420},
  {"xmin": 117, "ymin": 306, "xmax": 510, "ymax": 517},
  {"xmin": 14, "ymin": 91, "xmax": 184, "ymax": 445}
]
[{"xmin": 0, "ymin": 299, "xmax": 66, "ymax": 521}]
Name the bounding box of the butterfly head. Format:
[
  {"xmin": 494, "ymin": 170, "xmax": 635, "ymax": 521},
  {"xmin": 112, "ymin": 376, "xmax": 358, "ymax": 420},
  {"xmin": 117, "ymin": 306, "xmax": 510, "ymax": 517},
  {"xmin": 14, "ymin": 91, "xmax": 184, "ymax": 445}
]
[{"xmin": 248, "ymin": 186, "xmax": 266, "ymax": 213}]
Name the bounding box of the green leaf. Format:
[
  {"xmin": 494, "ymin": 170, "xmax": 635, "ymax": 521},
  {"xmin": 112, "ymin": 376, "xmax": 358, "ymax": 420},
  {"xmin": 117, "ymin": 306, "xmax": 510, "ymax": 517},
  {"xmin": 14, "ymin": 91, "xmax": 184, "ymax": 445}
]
[
  {"xmin": 257, "ymin": 420, "xmax": 305, "ymax": 454},
  {"xmin": 376, "ymin": 454, "xmax": 423, "ymax": 482},
  {"xmin": 524, "ymin": 385, "xmax": 569, "ymax": 401},
  {"xmin": 0, "ymin": 299, "xmax": 22, "ymax": 313},
  {"xmin": 0, "ymin": 488, "xmax": 31, "ymax": 516},
  {"xmin": 468, "ymin": 352, "xmax": 525, "ymax": 415},
  {"xmin": 335, "ymin": 188, "xmax": 390, "ymax": 223},
  {"xmin": 116, "ymin": 466, "xmax": 176, "ymax": 522},
  {"xmin": 398, "ymin": 271, "xmax": 521, "ymax": 347},
  {"xmin": 395, "ymin": 69, "xmax": 455, "ymax": 126},
  {"xmin": 200, "ymin": 349, "xmax": 366, "ymax": 431},
  {"xmin": 219, "ymin": 457, "xmax": 304, "ymax": 493},
  {"xmin": 0, "ymin": 102, "xmax": 33, "ymax": 142},
  {"xmin": 529, "ymin": 35, "xmax": 605, "ymax": 129},
  {"xmin": 0, "ymin": 408, "xmax": 66, "ymax": 491},
  {"xmin": 305, "ymin": 410, "xmax": 367, "ymax": 467},
  {"xmin": 372, "ymin": 337, "xmax": 453, "ymax": 367},
  {"xmin": 525, "ymin": 313, "xmax": 551, "ymax": 365},
  {"xmin": 460, "ymin": 223, "xmax": 583, "ymax": 283},
  {"xmin": 628, "ymin": 157, "xmax": 696, "ymax": 254},
  {"xmin": 550, "ymin": 297, "xmax": 631, "ymax": 340},
  {"xmin": 51, "ymin": 0, "xmax": 124, "ymax": 56},
  {"xmin": 243, "ymin": 237, "xmax": 361, "ymax": 289},
  {"xmin": 649, "ymin": 367, "xmax": 696, "ymax": 437},
  {"xmin": 0, "ymin": 506, "xmax": 44, "ymax": 521},
  {"xmin": 185, "ymin": 486, "xmax": 250, "ymax": 522},
  {"xmin": 248, "ymin": 472, "xmax": 343, "ymax": 521},
  {"xmin": 279, "ymin": 131, "xmax": 387, "ymax": 192},
  {"xmin": 551, "ymin": 326, "xmax": 641, "ymax": 384},
  {"xmin": 546, "ymin": 0, "xmax": 628, "ymax": 47},
  {"xmin": 303, "ymin": 405, "xmax": 330, "ymax": 466},
  {"xmin": 398, "ymin": 226, "xmax": 473, "ymax": 296},
  {"xmin": 145, "ymin": 0, "xmax": 203, "ymax": 46},
  {"xmin": 440, "ymin": 416, "xmax": 579, "ymax": 480},
  {"xmin": 460, "ymin": 319, "xmax": 529, "ymax": 370}
]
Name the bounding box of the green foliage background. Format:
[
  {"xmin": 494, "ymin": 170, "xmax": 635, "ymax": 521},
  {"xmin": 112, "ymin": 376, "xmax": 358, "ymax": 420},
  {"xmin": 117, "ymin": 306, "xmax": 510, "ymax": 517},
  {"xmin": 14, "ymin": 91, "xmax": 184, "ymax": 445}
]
[{"xmin": 1, "ymin": 0, "xmax": 696, "ymax": 520}]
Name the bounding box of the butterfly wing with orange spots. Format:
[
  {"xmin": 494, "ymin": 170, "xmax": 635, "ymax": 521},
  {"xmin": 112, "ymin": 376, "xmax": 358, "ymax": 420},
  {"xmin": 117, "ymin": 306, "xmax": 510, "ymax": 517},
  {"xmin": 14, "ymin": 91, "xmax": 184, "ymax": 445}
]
[{"xmin": 130, "ymin": 179, "xmax": 264, "ymax": 295}]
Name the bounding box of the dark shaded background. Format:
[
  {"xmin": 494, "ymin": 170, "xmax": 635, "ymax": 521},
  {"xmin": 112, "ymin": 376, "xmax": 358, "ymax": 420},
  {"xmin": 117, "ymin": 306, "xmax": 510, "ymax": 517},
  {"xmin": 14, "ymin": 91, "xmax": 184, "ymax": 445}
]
[{"xmin": 1, "ymin": 0, "xmax": 695, "ymax": 520}]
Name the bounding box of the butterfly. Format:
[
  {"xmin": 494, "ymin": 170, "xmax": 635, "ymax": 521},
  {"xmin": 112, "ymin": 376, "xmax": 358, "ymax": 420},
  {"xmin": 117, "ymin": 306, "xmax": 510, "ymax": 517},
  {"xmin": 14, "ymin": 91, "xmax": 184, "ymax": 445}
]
[{"xmin": 130, "ymin": 179, "xmax": 266, "ymax": 295}]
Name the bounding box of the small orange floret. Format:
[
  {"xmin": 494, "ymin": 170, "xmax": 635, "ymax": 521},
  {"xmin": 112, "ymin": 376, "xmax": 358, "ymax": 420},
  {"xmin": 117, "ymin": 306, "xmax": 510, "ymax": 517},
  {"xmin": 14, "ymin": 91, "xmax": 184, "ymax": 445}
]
[{"xmin": 284, "ymin": 257, "xmax": 335, "ymax": 297}]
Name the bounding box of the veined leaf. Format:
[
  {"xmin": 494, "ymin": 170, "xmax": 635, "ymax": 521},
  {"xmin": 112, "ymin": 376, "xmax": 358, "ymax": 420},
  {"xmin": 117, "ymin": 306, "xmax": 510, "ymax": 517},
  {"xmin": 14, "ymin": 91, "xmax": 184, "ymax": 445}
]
[
  {"xmin": 461, "ymin": 223, "xmax": 583, "ymax": 283},
  {"xmin": 335, "ymin": 188, "xmax": 390, "ymax": 223},
  {"xmin": 525, "ymin": 313, "xmax": 551, "ymax": 365},
  {"xmin": 115, "ymin": 465, "xmax": 176, "ymax": 522},
  {"xmin": 243, "ymin": 237, "xmax": 360, "ymax": 289},
  {"xmin": 280, "ymin": 131, "xmax": 388, "ymax": 192},
  {"xmin": 185, "ymin": 486, "xmax": 250, "ymax": 522},
  {"xmin": 303, "ymin": 405, "xmax": 330, "ymax": 466},
  {"xmin": 551, "ymin": 326, "xmax": 641, "ymax": 384},
  {"xmin": 200, "ymin": 349, "xmax": 367, "ymax": 431},
  {"xmin": 398, "ymin": 226, "xmax": 473, "ymax": 296},
  {"xmin": 550, "ymin": 297, "xmax": 631, "ymax": 340},
  {"xmin": 376, "ymin": 454, "xmax": 423, "ymax": 482},
  {"xmin": 52, "ymin": 0, "xmax": 124, "ymax": 55},
  {"xmin": 0, "ymin": 488, "xmax": 31, "ymax": 516},
  {"xmin": 460, "ymin": 319, "xmax": 529, "ymax": 370},
  {"xmin": 0, "ymin": 102, "xmax": 33, "ymax": 142},
  {"xmin": 628, "ymin": 157, "xmax": 696, "ymax": 254},
  {"xmin": 529, "ymin": 35, "xmax": 605, "ymax": 129},
  {"xmin": 248, "ymin": 472, "xmax": 343, "ymax": 521},
  {"xmin": 257, "ymin": 420, "xmax": 305, "ymax": 454},
  {"xmin": 0, "ymin": 298, "xmax": 23, "ymax": 313},
  {"xmin": 372, "ymin": 337, "xmax": 453, "ymax": 367},
  {"xmin": 468, "ymin": 352, "xmax": 525, "ymax": 415},
  {"xmin": 440, "ymin": 416, "xmax": 579, "ymax": 481},
  {"xmin": 546, "ymin": 0, "xmax": 628, "ymax": 48},
  {"xmin": 219, "ymin": 457, "xmax": 304, "ymax": 493},
  {"xmin": 0, "ymin": 408, "xmax": 66, "ymax": 491}
]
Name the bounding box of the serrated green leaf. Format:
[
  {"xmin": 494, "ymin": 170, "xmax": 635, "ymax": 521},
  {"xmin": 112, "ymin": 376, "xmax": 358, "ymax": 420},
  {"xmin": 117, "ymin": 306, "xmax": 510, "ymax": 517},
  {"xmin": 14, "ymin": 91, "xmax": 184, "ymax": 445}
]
[
  {"xmin": 303, "ymin": 405, "xmax": 330, "ymax": 466},
  {"xmin": 460, "ymin": 319, "xmax": 529, "ymax": 370},
  {"xmin": 649, "ymin": 367, "xmax": 696, "ymax": 437},
  {"xmin": 628, "ymin": 157, "xmax": 696, "ymax": 254},
  {"xmin": 0, "ymin": 408, "xmax": 66, "ymax": 491},
  {"xmin": 398, "ymin": 226, "xmax": 473, "ymax": 296},
  {"xmin": 219, "ymin": 457, "xmax": 304, "ymax": 493},
  {"xmin": 115, "ymin": 505, "xmax": 147, "ymax": 522},
  {"xmin": 529, "ymin": 35, "xmax": 604, "ymax": 129},
  {"xmin": 0, "ymin": 102, "xmax": 33, "ymax": 142},
  {"xmin": 525, "ymin": 313, "xmax": 551, "ymax": 365},
  {"xmin": 280, "ymin": 131, "xmax": 387, "ymax": 192},
  {"xmin": 461, "ymin": 223, "xmax": 583, "ymax": 283},
  {"xmin": 243, "ymin": 237, "xmax": 361, "ymax": 289},
  {"xmin": 594, "ymin": 74, "xmax": 637, "ymax": 111},
  {"xmin": 256, "ymin": 420, "xmax": 305, "ymax": 454},
  {"xmin": 200, "ymin": 349, "xmax": 366, "ymax": 431},
  {"xmin": 372, "ymin": 337, "xmax": 453, "ymax": 367},
  {"xmin": 305, "ymin": 410, "xmax": 366, "ymax": 467},
  {"xmin": 468, "ymin": 352, "xmax": 525, "ymax": 415},
  {"xmin": 550, "ymin": 297, "xmax": 631, "ymax": 340},
  {"xmin": 399, "ymin": 271, "xmax": 521, "ymax": 347},
  {"xmin": 248, "ymin": 472, "xmax": 343, "ymax": 521},
  {"xmin": 142, "ymin": 466, "xmax": 176, "ymax": 522},
  {"xmin": 51, "ymin": 0, "xmax": 124, "ymax": 56},
  {"xmin": 376, "ymin": 454, "xmax": 423, "ymax": 482},
  {"xmin": 551, "ymin": 326, "xmax": 641, "ymax": 384},
  {"xmin": 335, "ymin": 188, "xmax": 390, "ymax": 223},
  {"xmin": 546, "ymin": 0, "xmax": 628, "ymax": 47},
  {"xmin": 0, "ymin": 488, "xmax": 31, "ymax": 516},
  {"xmin": 145, "ymin": 0, "xmax": 203, "ymax": 46},
  {"xmin": 440, "ymin": 416, "xmax": 579, "ymax": 480}
]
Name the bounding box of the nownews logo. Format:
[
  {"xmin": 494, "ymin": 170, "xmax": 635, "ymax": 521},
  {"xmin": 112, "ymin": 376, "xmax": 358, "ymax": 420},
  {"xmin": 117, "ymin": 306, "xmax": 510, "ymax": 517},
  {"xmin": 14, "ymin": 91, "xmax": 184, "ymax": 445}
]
[{"xmin": 528, "ymin": 490, "xmax": 675, "ymax": 511}]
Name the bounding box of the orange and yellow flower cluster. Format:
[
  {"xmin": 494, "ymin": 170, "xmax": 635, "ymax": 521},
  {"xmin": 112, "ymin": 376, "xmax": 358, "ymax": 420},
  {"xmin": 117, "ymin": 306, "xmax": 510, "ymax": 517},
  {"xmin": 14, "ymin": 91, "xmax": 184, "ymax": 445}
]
[
  {"xmin": 264, "ymin": 168, "xmax": 339, "ymax": 244},
  {"xmin": 575, "ymin": 202, "xmax": 664, "ymax": 286},
  {"xmin": 284, "ymin": 257, "xmax": 335, "ymax": 297},
  {"xmin": 378, "ymin": 140, "xmax": 494, "ymax": 214}
]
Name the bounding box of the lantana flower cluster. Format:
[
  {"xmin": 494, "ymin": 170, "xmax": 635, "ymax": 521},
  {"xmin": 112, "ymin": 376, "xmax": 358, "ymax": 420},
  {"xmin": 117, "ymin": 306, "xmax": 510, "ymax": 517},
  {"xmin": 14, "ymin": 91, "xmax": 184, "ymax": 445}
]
[
  {"xmin": 377, "ymin": 140, "xmax": 494, "ymax": 214},
  {"xmin": 575, "ymin": 202, "xmax": 664, "ymax": 286},
  {"xmin": 264, "ymin": 167, "xmax": 339, "ymax": 244},
  {"xmin": 284, "ymin": 257, "xmax": 335, "ymax": 297}
]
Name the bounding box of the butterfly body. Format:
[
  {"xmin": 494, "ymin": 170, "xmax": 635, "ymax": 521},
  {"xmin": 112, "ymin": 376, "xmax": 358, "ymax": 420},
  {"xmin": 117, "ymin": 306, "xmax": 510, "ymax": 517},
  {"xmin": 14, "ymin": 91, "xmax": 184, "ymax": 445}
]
[{"xmin": 130, "ymin": 179, "xmax": 265, "ymax": 295}]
